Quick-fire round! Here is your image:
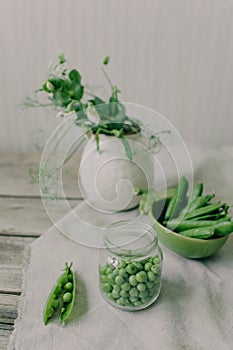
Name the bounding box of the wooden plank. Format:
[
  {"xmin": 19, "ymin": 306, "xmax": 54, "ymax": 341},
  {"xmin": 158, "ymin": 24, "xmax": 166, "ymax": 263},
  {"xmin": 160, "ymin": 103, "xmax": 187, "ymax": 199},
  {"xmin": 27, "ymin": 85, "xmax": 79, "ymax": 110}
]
[
  {"xmin": 0, "ymin": 236, "xmax": 35, "ymax": 266},
  {"xmin": 0, "ymin": 235, "xmax": 34, "ymax": 294},
  {"xmin": 0, "ymin": 324, "xmax": 13, "ymax": 331},
  {"xmin": 0, "ymin": 294, "xmax": 18, "ymax": 325},
  {"xmin": 0, "ymin": 266, "xmax": 22, "ymax": 295},
  {"xmin": 0, "ymin": 152, "xmax": 82, "ymax": 198},
  {"xmin": 0, "ymin": 197, "xmax": 80, "ymax": 236},
  {"xmin": 0, "ymin": 236, "xmax": 35, "ymax": 293},
  {"xmin": 0, "ymin": 329, "xmax": 11, "ymax": 350}
]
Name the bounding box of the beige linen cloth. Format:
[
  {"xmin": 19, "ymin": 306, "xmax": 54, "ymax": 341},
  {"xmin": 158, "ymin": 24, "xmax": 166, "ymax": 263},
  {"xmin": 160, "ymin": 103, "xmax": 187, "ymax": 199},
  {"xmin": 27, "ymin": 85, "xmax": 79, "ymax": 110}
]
[{"xmin": 8, "ymin": 147, "xmax": 233, "ymax": 350}]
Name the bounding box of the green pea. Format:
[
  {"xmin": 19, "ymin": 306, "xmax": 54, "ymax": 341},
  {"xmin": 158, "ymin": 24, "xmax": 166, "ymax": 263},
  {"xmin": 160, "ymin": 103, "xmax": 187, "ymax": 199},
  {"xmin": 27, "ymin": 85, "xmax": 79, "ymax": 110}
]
[
  {"xmin": 146, "ymin": 281, "xmax": 155, "ymax": 289},
  {"xmin": 112, "ymin": 269, "xmax": 118, "ymax": 277},
  {"xmin": 144, "ymin": 262, "xmax": 152, "ymax": 271},
  {"xmin": 107, "ymin": 292, "xmax": 114, "ymax": 301},
  {"xmin": 152, "ymin": 256, "xmax": 160, "ymax": 265},
  {"xmin": 141, "ymin": 296, "xmax": 151, "ymax": 304},
  {"xmin": 59, "ymin": 275, "xmax": 68, "ymax": 287},
  {"xmin": 46, "ymin": 306, "xmax": 55, "ymax": 319},
  {"xmin": 149, "ymin": 289, "xmax": 157, "ymax": 297},
  {"xmin": 121, "ymin": 297, "xmax": 128, "ymax": 304},
  {"xmin": 119, "ymin": 261, "xmax": 127, "ymax": 269},
  {"xmin": 107, "ymin": 273, "xmax": 115, "ymax": 285},
  {"xmin": 64, "ymin": 282, "xmax": 73, "ymax": 291},
  {"xmin": 121, "ymin": 282, "xmax": 131, "ymax": 291},
  {"xmin": 63, "ymin": 292, "xmax": 72, "ymax": 303},
  {"xmin": 116, "ymin": 297, "xmax": 127, "ymax": 306},
  {"xmin": 129, "ymin": 275, "xmax": 137, "ymax": 286},
  {"xmin": 53, "ymin": 285, "xmax": 63, "ymax": 297},
  {"xmin": 115, "ymin": 275, "xmax": 124, "ymax": 285},
  {"xmin": 113, "ymin": 284, "xmax": 120, "ymax": 292},
  {"xmin": 133, "ymin": 262, "xmax": 143, "ymax": 271},
  {"xmin": 126, "ymin": 263, "xmax": 137, "ymax": 275},
  {"xmin": 67, "ymin": 274, "xmax": 73, "ymax": 282},
  {"xmin": 137, "ymin": 283, "xmax": 147, "ymax": 292},
  {"xmin": 129, "ymin": 287, "xmax": 139, "ymax": 297},
  {"xmin": 139, "ymin": 290, "xmax": 149, "ymax": 298},
  {"xmin": 118, "ymin": 269, "xmax": 128, "ymax": 278},
  {"xmin": 120, "ymin": 290, "xmax": 129, "ymax": 298},
  {"xmin": 134, "ymin": 301, "xmax": 142, "ymax": 307},
  {"xmin": 147, "ymin": 271, "xmax": 156, "ymax": 282},
  {"xmin": 129, "ymin": 296, "xmax": 138, "ymax": 303},
  {"xmin": 149, "ymin": 286, "xmax": 159, "ymax": 295},
  {"xmin": 106, "ymin": 266, "xmax": 114, "ymax": 274},
  {"xmin": 136, "ymin": 271, "xmax": 147, "ymax": 283},
  {"xmin": 112, "ymin": 290, "xmax": 120, "ymax": 299},
  {"xmin": 51, "ymin": 299, "xmax": 59, "ymax": 309},
  {"xmin": 101, "ymin": 274, "xmax": 108, "ymax": 283},
  {"xmin": 102, "ymin": 283, "xmax": 112, "ymax": 293},
  {"xmin": 99, "ymin": 266, "xmax": 107, "ymax": 274},
  {"xmin": 151, "ymin": 265, "xmax": 160, "ymax": 275}
]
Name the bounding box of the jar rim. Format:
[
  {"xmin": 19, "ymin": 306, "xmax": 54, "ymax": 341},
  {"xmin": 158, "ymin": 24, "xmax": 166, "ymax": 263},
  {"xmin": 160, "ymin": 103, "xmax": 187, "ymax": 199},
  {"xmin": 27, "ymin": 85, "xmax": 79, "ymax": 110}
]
[{"xmin": 104, "ymin": 220, "xmax": 158, "ymax": 257}]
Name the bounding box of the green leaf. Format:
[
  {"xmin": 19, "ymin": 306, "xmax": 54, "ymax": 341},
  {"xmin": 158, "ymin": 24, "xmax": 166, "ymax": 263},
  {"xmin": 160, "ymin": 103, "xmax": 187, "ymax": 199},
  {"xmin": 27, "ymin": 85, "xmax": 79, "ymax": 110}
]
[
  {"xmin": 120, "ymin": 136, "xmax": 133, "ymax": 161},
  {"xmin": 102, "ymin": 55, "xmax": 110, "ymax": 65},
  {"xmin": 52, "ymin": 91, "xmax": 71, "ymax": 107},
  {"xmin": 72, "ymin": 85, "xmax": 84, "ymax": 101},
  {"xmin": 69, "ymin": 69, "xmax": 81, "ymax": 83},
  {"xmin": 49, "ymin": 78, "xmax": 63, "ymax": 90}
]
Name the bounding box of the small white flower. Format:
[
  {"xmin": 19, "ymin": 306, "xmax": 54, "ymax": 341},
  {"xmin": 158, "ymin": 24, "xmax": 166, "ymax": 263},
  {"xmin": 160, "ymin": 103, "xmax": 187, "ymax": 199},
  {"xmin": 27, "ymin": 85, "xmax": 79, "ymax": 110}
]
[{"xmin": 86, "ymin": 102, "xmax": 100, "ymax": 124}]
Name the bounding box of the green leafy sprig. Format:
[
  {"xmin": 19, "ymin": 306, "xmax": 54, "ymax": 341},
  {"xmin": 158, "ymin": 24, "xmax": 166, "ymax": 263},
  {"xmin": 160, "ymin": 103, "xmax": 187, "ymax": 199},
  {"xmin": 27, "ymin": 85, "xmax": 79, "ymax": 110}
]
[{"xmin": 26, "ymin": 54, "xmax": 143, "ymax": 159}]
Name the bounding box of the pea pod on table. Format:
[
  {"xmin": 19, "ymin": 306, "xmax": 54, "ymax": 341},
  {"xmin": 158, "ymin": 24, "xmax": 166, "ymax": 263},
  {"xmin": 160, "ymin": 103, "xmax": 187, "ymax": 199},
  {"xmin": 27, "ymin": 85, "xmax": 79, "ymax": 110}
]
[{"xmin": 43, "ymin": 262, "xmax": 75, "ymax": 325}]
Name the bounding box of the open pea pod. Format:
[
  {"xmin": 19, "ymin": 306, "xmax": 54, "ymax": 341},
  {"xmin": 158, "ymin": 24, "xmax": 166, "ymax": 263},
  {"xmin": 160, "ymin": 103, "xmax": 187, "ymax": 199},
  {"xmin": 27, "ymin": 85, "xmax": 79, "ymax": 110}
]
[
  {"xmin": 43, "ymin": 266, "xmax": 70, "ymax": 325},
  {"xmin": 60, "ymin": 266, "xmax": 76, "ymax": 323},
  {"xmin": 43, "ymin": 263, "xmax": 75, "ymax": 325}
]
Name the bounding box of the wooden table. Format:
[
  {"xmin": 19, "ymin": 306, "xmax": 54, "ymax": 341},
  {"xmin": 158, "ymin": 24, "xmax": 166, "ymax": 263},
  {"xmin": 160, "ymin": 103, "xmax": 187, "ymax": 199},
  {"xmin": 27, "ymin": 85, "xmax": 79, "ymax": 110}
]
[{"xmin": 0, "ymin": 153, "xmax": 81, "ymax": 350}]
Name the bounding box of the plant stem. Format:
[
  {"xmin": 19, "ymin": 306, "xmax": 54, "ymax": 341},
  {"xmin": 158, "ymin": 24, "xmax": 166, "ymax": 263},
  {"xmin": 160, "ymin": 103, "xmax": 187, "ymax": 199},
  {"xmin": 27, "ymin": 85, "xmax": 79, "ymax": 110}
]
[
  {"xmin": 64, "ymin": 137, "xmax": 86, "ymax": 165},
  {"xmin": 101, "ymin": 66, "xmax": 113, "ymax": 90}
]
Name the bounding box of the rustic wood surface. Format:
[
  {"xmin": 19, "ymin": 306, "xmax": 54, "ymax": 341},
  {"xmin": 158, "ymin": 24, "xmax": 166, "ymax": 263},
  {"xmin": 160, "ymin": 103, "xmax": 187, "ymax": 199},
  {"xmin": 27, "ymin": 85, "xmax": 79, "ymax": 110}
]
[{"xmin": 0, "ymin": 152, "xmax": 81, "ymax": 350}]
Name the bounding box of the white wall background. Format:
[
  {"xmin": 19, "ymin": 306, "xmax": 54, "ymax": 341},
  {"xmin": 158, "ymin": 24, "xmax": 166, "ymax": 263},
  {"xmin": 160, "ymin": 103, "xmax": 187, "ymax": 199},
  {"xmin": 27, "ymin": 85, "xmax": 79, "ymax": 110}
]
[{"xmin": 0, "ymin": 0, "xmax": 233, "ymax": 151}]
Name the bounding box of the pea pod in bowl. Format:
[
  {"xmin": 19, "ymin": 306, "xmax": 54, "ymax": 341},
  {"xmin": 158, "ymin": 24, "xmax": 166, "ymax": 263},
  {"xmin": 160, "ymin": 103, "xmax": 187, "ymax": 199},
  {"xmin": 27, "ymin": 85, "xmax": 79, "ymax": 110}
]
[{"xmin": 138, "ymin": 176, "xmax": 233, "ymax": 258}]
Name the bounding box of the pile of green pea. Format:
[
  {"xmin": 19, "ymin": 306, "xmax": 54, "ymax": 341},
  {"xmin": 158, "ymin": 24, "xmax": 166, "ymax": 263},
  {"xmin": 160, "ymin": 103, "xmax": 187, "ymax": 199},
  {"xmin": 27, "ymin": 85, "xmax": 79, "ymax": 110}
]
[{"xmin": 99, "ymin": 255, "xmax": 161, "ymax": 308}]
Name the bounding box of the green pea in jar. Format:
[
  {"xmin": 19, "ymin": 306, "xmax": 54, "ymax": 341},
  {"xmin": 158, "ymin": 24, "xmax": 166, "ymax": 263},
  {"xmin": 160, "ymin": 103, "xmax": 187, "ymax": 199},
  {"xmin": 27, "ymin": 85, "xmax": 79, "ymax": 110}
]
[{"xmin": 99, "ymin": 220, "xmax": 163, "ymax": 311}]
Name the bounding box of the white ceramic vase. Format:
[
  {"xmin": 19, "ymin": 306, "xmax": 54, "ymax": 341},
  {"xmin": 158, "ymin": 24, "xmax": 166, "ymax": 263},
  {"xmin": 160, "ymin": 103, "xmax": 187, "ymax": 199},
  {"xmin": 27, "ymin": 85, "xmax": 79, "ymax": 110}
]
[{"xmin": 78, "ymin": 133, "xmax": 154, "ymax": 212}]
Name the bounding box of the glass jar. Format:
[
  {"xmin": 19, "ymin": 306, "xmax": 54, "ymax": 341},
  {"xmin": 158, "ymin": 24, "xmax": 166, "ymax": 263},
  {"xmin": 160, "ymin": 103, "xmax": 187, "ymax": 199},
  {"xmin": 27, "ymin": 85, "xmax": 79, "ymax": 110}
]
[{"xmin": 99, "ymin": 220, "xmax": 163, "ymax": 311}]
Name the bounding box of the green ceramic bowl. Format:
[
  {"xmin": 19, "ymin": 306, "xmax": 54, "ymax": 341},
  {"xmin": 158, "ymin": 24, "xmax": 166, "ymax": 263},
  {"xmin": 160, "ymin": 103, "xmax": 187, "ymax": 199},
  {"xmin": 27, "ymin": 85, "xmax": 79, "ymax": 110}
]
[{"xmin": 149, "ymin": 211, "xmax": 229, "ymax": 259}]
